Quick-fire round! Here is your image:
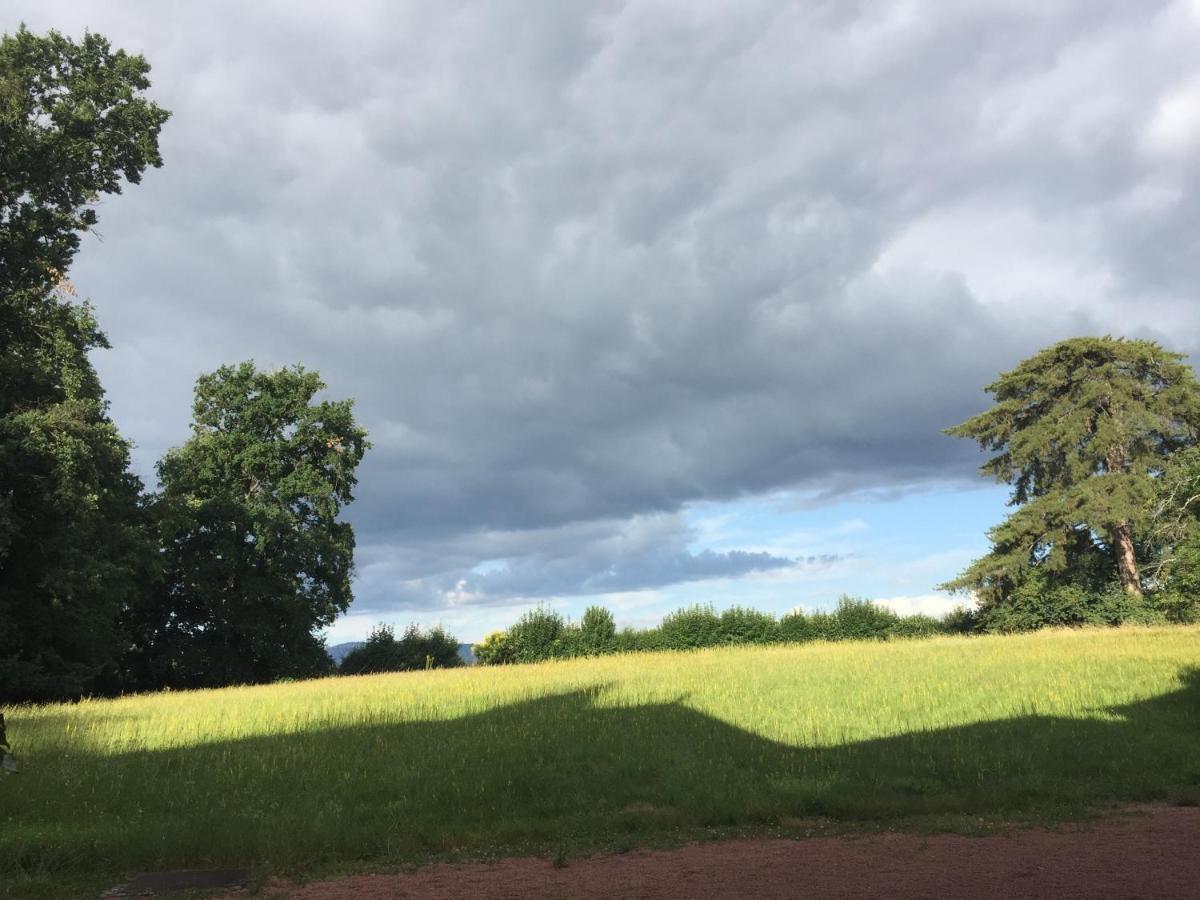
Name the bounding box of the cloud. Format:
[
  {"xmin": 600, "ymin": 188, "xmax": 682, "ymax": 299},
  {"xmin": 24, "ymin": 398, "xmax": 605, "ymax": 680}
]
[
  {"xmin": 873, "ymin": 593, "xmax": 976, "ymax": 618},
  {"xmin": 9, "ymin": 1, "xmax": 1200, "ymax": 614},
  {"xmin": 349, "ymin": 511, "xmax": 810, "ymax": 613}
]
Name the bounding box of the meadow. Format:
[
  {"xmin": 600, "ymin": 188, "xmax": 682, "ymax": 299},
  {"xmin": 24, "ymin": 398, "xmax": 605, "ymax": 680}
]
[{"xmin": 4, "ymin": 626, "xmax": 1200, "ymax": 898}]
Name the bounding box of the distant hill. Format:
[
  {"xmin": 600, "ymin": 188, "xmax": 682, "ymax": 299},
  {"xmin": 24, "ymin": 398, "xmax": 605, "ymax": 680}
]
[{"xmin": 328, "ymin": 641, "xmax": 476, "ymax": 666}]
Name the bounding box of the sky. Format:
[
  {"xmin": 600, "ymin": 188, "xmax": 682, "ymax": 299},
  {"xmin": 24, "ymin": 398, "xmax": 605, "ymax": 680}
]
[{"xmin": 11, "ymin": 1, "xmax": 1200, "ymax": 642}]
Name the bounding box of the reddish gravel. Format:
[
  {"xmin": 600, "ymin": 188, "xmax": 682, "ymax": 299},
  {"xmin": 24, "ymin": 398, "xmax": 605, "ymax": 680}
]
[{"xmin": 246, "ymin": 806, "xmax": 1200, "ymax": 899}]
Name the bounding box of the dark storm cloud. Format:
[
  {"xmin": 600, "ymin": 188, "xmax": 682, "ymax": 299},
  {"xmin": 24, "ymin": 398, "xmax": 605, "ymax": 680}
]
[{"xmin": 11, "ymin": 0, "xmax": 1200, "ymax": 611}]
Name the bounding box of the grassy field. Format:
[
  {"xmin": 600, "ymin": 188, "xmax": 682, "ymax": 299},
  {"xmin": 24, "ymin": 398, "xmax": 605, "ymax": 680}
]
[{"xmin": 4, "ymin": 626, "xmax": 1200, "ymax": 898}]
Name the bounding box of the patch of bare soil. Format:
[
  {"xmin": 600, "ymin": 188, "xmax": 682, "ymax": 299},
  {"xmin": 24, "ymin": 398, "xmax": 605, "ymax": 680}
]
[{"xmin": 244, "ymin": 805, "xmax": 1200, "ymax": 899}]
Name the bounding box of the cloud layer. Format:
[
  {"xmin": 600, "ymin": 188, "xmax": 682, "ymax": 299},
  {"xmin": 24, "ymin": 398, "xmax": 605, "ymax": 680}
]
[{"xmin": 12, "ymin": 0, "xmax": 1200, "ymax": 614}]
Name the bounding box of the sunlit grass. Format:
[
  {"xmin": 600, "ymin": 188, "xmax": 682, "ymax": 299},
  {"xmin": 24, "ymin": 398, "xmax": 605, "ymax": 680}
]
[{"xmin": 4, "ymin": 626, "xmax": 1199, "ymax": 898}]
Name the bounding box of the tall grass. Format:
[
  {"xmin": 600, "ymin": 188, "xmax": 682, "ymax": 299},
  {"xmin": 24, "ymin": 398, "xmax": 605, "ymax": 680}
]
[{"xmin": 4, "ymin": 626, "xmax": 1199, "ymax": 898}]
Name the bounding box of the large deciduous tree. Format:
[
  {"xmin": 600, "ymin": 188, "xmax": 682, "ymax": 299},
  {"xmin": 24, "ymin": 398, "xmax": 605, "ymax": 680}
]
[
  {"xmin": 0, "ymin": 25, "xmax": 169, "ymax": 295},
  {"xmin": 124, "ymin": 363, "xmax": 369, "ymax": 689},
  {"xmin": 0, "ymin": 282, "xmax": 158, "ymax": 701},
  {"xmin": 943, "ymin": 337, "xmax": 1200, "ymax": 620},
  {"xmin": 0, "ymin": 27, "xmax": 168, "ymax": 701}
]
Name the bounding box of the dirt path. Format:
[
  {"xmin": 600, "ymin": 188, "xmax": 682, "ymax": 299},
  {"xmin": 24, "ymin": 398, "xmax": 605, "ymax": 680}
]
[{"xmin": 249, "ymin": 805, "xmax": 1199, "ymax": 899}]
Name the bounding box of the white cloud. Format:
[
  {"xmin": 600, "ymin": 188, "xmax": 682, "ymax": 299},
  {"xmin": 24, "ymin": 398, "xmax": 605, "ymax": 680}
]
[
  {"xmin": 1143, "ymin": 77, "xmax": 1200, "ymax": 158},
  {"xmin": 873, "ymin": 593, "xmax": 976, "ymax": 618}
]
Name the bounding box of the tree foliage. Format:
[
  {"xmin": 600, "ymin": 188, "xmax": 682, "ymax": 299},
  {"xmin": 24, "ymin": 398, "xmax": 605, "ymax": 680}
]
[
  {"xmin": 339, "ymin": 623, "xmax": 463, "ymax": 675},
  {"xmin": 579, "ymin": 605, "xmax": 616, "ymax": 653},
  {"xmin": 1146, "ymin": 447, "xmax": 1200, "ymax": 623},
  {"xmin": 0, "ymin": 26, "xmax": 167, "ymax": 702},
  {"xmin": 0, "ymin": 25, "xmax": 169, "ymax": 295},
  {"xmin": 943, "ymin": 337, "xmax": 1200, "ymax": 622},
  {"xmin": 123, "ymin": 363, "xmax": 369, "ymax": 689},
  {"xmin": 0, "ymin": 286, "xmax": 157, "ymax": 701},
  {"xmin": 475, "ymin": 598, "xmax": 961, "ymax": 664}
]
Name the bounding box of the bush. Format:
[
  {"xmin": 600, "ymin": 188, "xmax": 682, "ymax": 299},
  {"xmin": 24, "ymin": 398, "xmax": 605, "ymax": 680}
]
[
  {"xmin": 579, "ymin": 606, "xmax": 617, "ymax": 654},
  {"xmin": 781, "ymin": 599, "xmax": 901, "ymax": 643},
  {"xmin": 613, "ymin": 627, "xmax": 662, "ymax": 653},
  {"xmin": 659, "ymin": 605, "xmax": 722, "ymax": 650},
  {"xmin": 975, "ymin": 566, "xmax": 1157, "ymax": 633},
  {"xmin": 473, "ymin": 630, "xmax": 514, "ymax": 665},
  {"xmin": 779, "ymin": 609, "xmax": 820, "ymax": 643},
  {"xmin": 939, "ymin": 605, "xmax": 980, "ymax": 634},
  {"xmin": 890, "ymin": 614, "xmax": 942, "ymax": 639},
  {"xmin": 717, "ymin": 606, "xmax": 779, "ymax": 645},
  {"xmin": 1148, "ymin": 591, "xmax": 1200, "ymax": 625},
  {"xmin": 506, "ymin": 607, "xmax": 565, "ymax": 663},
  {"xmin": 551, "ymin": 625, "xmax": 585, "ymax": 659},
  {"xmin": 340, "ymin": 623, "xmax": 463, "ymax": 674},
  {"xmin": 825, "ymin": 597, "xmax": 898, "ymax": 640}
]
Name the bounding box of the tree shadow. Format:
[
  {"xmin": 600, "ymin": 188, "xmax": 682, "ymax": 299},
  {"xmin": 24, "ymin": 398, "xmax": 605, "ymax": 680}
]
[{"xmin": 4, "ymin": 669, "xmax": 1199, "ymax": 879}]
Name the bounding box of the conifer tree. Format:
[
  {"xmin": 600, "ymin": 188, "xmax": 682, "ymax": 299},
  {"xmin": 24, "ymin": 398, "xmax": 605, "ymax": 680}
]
[{"xmin": 943, "ymin": 337, "xmax": 1200, "ymax": 612}]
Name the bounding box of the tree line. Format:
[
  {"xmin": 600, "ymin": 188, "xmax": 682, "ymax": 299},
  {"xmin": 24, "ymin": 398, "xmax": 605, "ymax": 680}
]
[
  {"xmin": 471, "ymin": 598, "xmax": 974, "ymax": 665},
  {"xmin": 1, "ymin": 27, "xmax": 368, "ymax": 703}
]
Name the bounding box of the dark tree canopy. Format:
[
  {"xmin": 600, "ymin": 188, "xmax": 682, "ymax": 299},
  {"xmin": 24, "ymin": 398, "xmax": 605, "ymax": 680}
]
[
  {"xmin": 943, "ymin": 336, "xmax": 1200, "ymax": 620},
  {"xmin": 124, "ymin": 363, "xmax": 369, "ymax": 689},
  {"xmin": 0, "ymin": 284, "xmax": 158, "ymax": 702},
  {"xmin": 0, "ymin": 25, "xmax": 168, "ymax": 702},
  {"xmin": 339, "ymin": 624, "xmax": 463, "ymax": 675},
  {"xmin": 0, "ymin": 25, "xmax": 170, "ymax": 294}
]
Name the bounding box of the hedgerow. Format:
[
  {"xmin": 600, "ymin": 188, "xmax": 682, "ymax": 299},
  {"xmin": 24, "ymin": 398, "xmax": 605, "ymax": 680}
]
[{"xmin": 473, "ymin": 596, "xmax": 974, "ymax": 665}]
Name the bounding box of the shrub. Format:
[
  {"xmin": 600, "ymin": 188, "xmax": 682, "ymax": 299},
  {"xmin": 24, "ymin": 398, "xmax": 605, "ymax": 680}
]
[
  {"xmin": 473, "ymin": 630, "xmax": 514, "ymax": 666},
  {"xmin": 890, "ymin": 614, "xmax": 942, "ymax": 639},
  {"xmin": 551, "ymin": 625, "xmax": 585, "ymax": 659},
  {"xmin": 939, "ymin": 605, "xmax": 980, "ymax": 634},
  {"xmin": 717, "ymin": 607, "xmax": 779, "ymax": 645},
  {"xmin": 403, "ymin": 624, "xmax": 463, "ymax": 670},
  {"xmin": 659, "ymin": 605, "xmax": 722, "ymax": 650},
  {"xmin": 340, "ymin": 623, "xmax": 463, "ymax": 674},
  {"xmin": 779, "ymin": 610, "xmax": 820, "ymax": 643},
  {"xmin": 1148, "ymin": 591, "xmax": 1200, "ymax": 625},
  {"xmin": 506, "ymin": 607, "xmax": 565, "ymax": 663},
  {"xmin": 825, "ymin": 597, "xmax": 898, "ymax": 641},
  {"xmin": 579, "ymin": 606, "xmax": 617, "ymax": 654},
  {"xmin": 975, "ymin": 567, "xmax": 1157, "ymax": 633},
  {"xmin": 613, "ymin": 627, "xmax": 662, "ymax": 653},
  {"xmin": 807, "ymin": 610, "xmax": 837, "ymax": 640}
]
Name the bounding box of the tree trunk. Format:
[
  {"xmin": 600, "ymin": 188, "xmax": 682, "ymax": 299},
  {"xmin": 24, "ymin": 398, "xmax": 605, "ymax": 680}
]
[
  {"xmin": 1103, "ymin": 438, "xmax": 1143, "ymax": 598},
  {"xmin": 1111, "ymin": 521, "xmax": 1143, "ymax": 598}
]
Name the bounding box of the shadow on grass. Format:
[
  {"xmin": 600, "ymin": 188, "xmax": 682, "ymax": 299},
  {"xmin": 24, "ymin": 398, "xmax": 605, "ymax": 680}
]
[{"xmin": 4, "ymin": 669, "xmax": 1199, "ymax": 884}]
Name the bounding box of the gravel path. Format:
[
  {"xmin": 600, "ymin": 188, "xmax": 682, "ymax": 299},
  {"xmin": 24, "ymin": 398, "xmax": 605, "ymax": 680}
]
[{"xmin": 247, "ymin": 805, "xmax": 1200, "ymax": 899}]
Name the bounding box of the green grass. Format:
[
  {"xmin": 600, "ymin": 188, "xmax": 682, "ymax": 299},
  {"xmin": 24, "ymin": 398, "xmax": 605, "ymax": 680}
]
[{"xmin": 4, "ymin": 626, "xmax": 1200, "ymax": 898}]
